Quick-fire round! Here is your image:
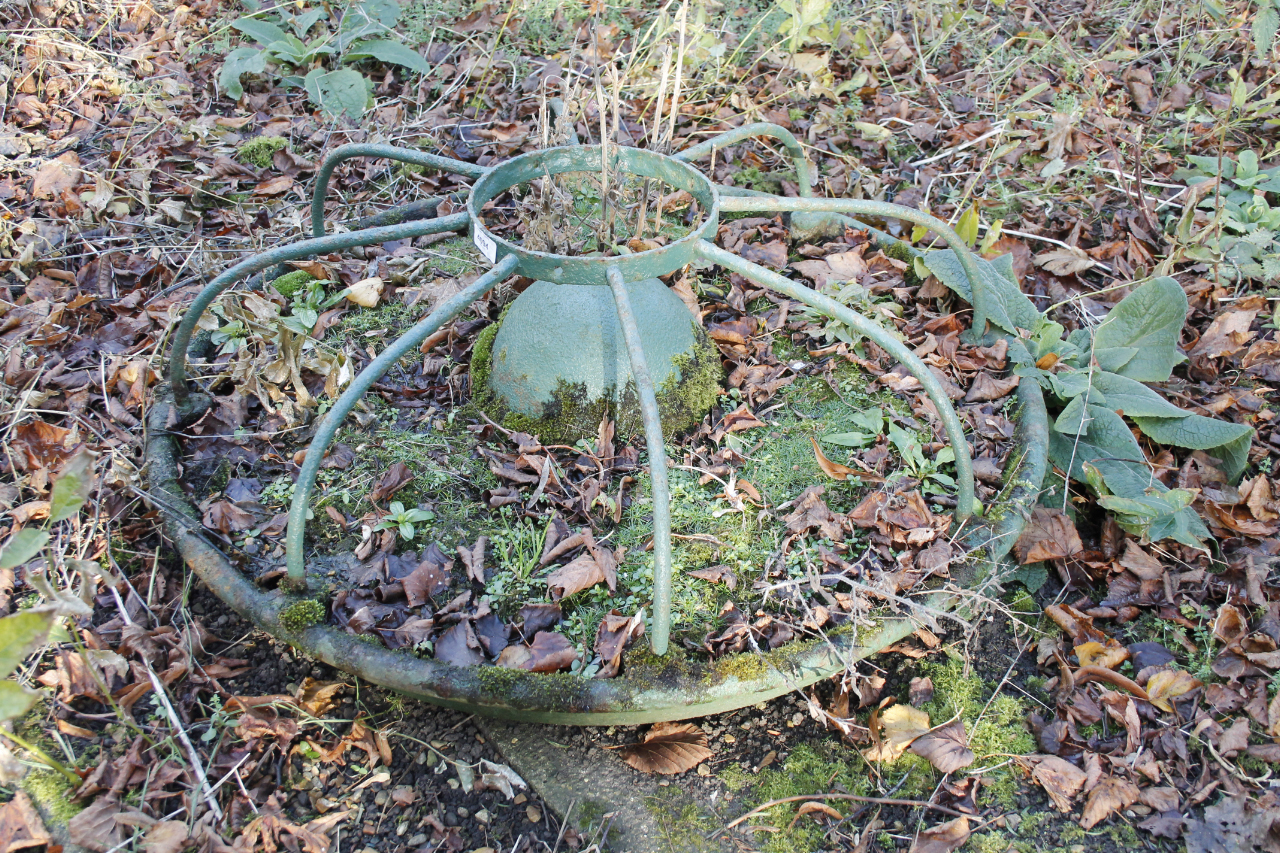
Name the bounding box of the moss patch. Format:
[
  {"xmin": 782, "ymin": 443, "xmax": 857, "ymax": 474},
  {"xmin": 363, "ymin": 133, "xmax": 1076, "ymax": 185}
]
[
  {"xmin": 22, "ymin": 768, "xmax": 83, "ymax": 825},
  {"xmin": 237, "ymin": 135, "xmax": 288, "ymax": 168},
  {"xmin": 270, "ymin": 269, "xmax": 317, "ymax": 299},
  {"xmin": 279, "ymin": 599, "xmax": 326, "ymax": 633}
]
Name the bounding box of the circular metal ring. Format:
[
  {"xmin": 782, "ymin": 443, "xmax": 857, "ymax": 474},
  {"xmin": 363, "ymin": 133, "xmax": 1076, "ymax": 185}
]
[{"xmin": 466, "ymin": 145, "xmax": 720, "ymax": 286}]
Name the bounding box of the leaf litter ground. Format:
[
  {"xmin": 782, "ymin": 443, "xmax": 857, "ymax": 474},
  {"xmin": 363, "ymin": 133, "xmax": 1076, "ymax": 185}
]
[{"xmin": 3, "ymin": 0, "xmax": 1280, "ymax": 850}]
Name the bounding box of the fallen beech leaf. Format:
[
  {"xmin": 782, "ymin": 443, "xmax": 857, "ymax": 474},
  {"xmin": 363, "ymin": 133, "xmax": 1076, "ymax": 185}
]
[
  {"xmin": 403, "ymin": 552, "xmax": 452, "ymax": 606},
  {"xmin": 368, "ymin": 462, "xmax": 415, "ymax": 503},
  {"xmin": 688, "ymin": 564, "xmax": 738, "ymax": 590},
  {"xmin": 1031, "ymin": 755, "xmax": 1086, "ymax": 811},
  {"xmin": 295, "ymin": 678, "xmax": 347, "ymax": 716},
  {"xmin": 496, "ymin": 631, "xmax": 577, "ymax": 673},
  {"xmin": 346, "ymin": 277, "xmax": 384, "ymax": 308},
  {"xmin": 433, "ymin": 622, "xmax": 485, "ymax": 667},
  {"xmin": 142, "ymin": 820, "xmax": 189, "ymax": 853},
  {"xmin": 68, "ymin": 794, "xmax": 124, "ymax": 851},
  {"xmin": 545, "ymin": 553, "xmax": 606, "ymax": 600},
  {"xmin": 1075, "ymin": 638, "xmax": 1129, "ymax": 670},
  {"xmin": 593, "ymin": 609, "xmax": 644, "ymax": 678},
  {"xmin": 0, "ymin": 791, "xmax": 50, "ymax": 852},
  {"xmin": 390, "ymin": 785, "xmax": 416, "ymax": 806},
  {"xmin": 1015, "ymin": 507, "xmax": 1083, "ymax": 563},
  {"xmin": 1080, "ymin": 777, "xmax": 1140, "ymax": 829},
  {"xmin": 459, "ymin": 536, "xmax": 487, "ymax": 585},
  {"xmin": 1145, "ymin": 669, "xmax": 1202, "ymax": 713},
  {"xmin": 811, "ymin": 436, "xmax": 857, "ymax": 480},
  {"xmin": 720, "ymin": 405, "xmax": 766, "ymax": 433},
  {"xmin": 1212, "ymin": 603, "xmax": 1247, "ymax": 644},
  {"xmin": 865, "ymin": 704, "xmax": 930, "ymax": 762},
  {"xmin": 617, "ymin": 722, "xmax": 711, "ymax": 774},
  {"xmin": 783, "ymin": 485, "xmax": 845, "ymax": 540},
  {"xmin": 909, "ymin": 720, "xmax": 975, "ymax": 773},
  {"xmin": 1034, "ymin": 246, "xmax": 1094, "ymax": 276},
  {"xmin": 910, "ymin": 816, "xmax": 970, "ymax": 853}
]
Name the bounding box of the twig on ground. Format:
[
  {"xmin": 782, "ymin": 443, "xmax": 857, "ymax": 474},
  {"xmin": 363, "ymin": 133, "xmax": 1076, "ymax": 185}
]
[{"xmin": 712, "ymin": 793, "xmax": 969, "ymax": 838}]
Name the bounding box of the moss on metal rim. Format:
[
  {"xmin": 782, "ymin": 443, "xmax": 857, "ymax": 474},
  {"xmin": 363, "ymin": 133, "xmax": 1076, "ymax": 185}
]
[{"xmin": 145, "ymin": 371, "xmax": 1046, "ymax": 725}]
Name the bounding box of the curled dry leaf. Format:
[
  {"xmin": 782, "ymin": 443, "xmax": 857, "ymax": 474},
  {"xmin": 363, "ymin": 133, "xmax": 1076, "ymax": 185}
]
[
  {"xmin": 1145, "ymin": 669, "xmax": 1203, "ymax": 713},
  {"xmin": 811, "ymin": 436, "xmax": 857, "ymax": 480},
  {"xmin": 1075, "ymin": 638, "xmax": 1129, "ymax": 670},
  {"xmin": 459, "ymin": 536, "xmax": 487, "ymax": 585},
  {"xmin": 368, "ymin": 462, "xmax": 415, "ymax": 503},
  {"xmin": 1015, "ymin": 507, "xmax": 1083, "ymax": 563},
  {"xmin": 0, "ymin": 791, "xmax": 50, "ymax": 852},
  {"xmin": 865, "ymin": 704, "xmax": 931, "ymax": 762},
  {"xmin": 1033, "ymin": 246, "xmax": 1094, "ymax": 276},
  {"xmin": 496, "ymin": 631, "xmax": 577, "ymax": 673},
  {"xmin": 545, "ymin": 553, "xmax": 606, "ymax": 600},
  {"xmin": 909, "ymin": 720, "xmax": 975, "ymax": 774},
  {"xmin": 295, "ymin": 678, "xmax": 347, "ymax": 716},
  {"xmin": 478, "ymin": 759, "xmax": 527, "ymax": 799},
  {"xmin": 791, "ymin": 801, "xmax": 843, "ymax": 826},
  {"xmin": 616, "ymin": 722, "xmax": 711, "ymax": 775},
  {"xmin": 346, "ymin": 276, "xmax": 384, "ymax": 308},
  {"xmin": 1080, "ymin": 776, "xmax": 1140, "ymax": 829},
  {"xmin": 1030, "ymin": 754, "xmax": 1087, "ymax": 811},
  {"xmin": 909, "ymin": 816, "xmax": 970, "ymax": 853}
]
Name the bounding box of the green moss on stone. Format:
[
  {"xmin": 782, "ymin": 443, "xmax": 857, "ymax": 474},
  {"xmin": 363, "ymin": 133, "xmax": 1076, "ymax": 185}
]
[
  {"xmin": 471, "ymin": 319, "xmax": 723, "ymax": 444},
  {"xmin": 22, "ymin": 769, "xmax": 83, "ymax": 825},
  {"xmin": 238, "ymin": 135, "xmax": 288, "ymax": 168},
  {"xmin": 270, "ymin": 270, "xmax": 317, "ymax": 300},
  {"xmin": 280, "ymin": 599, "xmax": 325, "ymax": 633}
]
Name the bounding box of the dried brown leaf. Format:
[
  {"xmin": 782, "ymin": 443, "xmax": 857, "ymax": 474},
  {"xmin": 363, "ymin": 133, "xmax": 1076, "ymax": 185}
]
[
  {"xmin": 617, "ymin": 722, "xmax": 711, "ymax": 774},
  {"xmin": 0, "ymin": 791, "xmax": 50, "ymax": 853},
  {"xmin": 1031, "ymin": 755, "xmax": 1087, "ymax": 812},
  {"xmin": 1080, "ymin": 777, "xmax": 1140, "ymax": 829},
  {"xmin": 546, "ymin": 553, "xmax": 606, "ymax": 600},
  {"xmin": 295, "ymin": 678, "xmax": 347, "ymax": 716},
  {"xmin": 1015, "ymin": 507, "xmax": 1083, "ymax": 563},
  {"xmin": 909, "ymin": 720, "xmax": 975, "ymax": 774},
  {"xmin": 909, "ymin": 817, "xmax": 970, "ymax": 853},
  {"xmin": 1145, "ymin": 669, "xmax": 1202, "ymax": 713}
]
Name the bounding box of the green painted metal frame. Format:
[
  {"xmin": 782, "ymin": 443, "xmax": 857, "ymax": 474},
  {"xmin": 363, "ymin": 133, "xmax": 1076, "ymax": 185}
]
[{"xmin": 153, "ymin": 127, "xmax": 1049, "ymax": 723}]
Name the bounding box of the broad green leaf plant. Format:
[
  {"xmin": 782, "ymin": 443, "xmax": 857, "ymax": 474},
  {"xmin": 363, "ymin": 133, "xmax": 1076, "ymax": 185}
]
[
  {"xmin": 918, "ymin": 251, "xmax": 1254, "ymax": 550},
  {"xmin": 0, "ymin": 450, "xmax": 108, "ymax": 784},
  {"xmin": 219, "ymin": 0, "xmax": 429, "ymax": 118},
  {"xmin": 1170, "ymin": 148, "xmax": 1280, "ymax": 284}
]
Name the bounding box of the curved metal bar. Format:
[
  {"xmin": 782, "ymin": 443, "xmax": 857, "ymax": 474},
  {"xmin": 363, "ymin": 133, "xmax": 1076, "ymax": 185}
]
[
  {"xmin": 673, "ymin": 122, "xmax": 814, "ymax": 197},
  {"xmin": 283, "ymin": 254, "xmax": 519, "ymax": 588},
  {"xmin": 168, "ymin": 213, "xmax": 471, "ymax": 411},
  {"xmin": 605, "ymin": 266, "xmax": 674, "ymax": 656},
  {"xmin": 716, "ymin": 195, "xmax": 995, "ymax": 342},
  {"xmin": 310, "ymin": 143, "xmax": 489, "ymax": 238},
  {"xmin": 697, "ymin": 240, "xmax": 977, "ymax": 523}
]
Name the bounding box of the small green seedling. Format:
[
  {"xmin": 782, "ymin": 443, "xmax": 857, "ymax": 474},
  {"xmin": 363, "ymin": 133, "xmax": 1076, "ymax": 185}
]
[{"xmin": 375, "ymin": 501, "xmax": 435, "ymax": 541}]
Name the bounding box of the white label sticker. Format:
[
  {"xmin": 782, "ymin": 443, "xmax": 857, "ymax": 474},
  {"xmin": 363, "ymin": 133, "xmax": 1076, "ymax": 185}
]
[{"xmin": 473, "ymin": 227, "xmax": 497, "ymax": 264}]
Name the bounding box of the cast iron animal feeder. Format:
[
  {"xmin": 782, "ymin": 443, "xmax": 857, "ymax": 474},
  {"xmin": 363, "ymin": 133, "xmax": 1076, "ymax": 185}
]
[{"xmin": 150, "ymin": 122, "xmax": 1048, "ymax": 724}]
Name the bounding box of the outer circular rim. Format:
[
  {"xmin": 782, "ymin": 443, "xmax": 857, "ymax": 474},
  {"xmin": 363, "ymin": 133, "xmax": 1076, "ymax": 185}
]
[
  {"xmin": 145, "ymin": 374, "xmax": 1047, "ymax": 725},
  {"xmin": 466, "ymin": 145, "xmax": 721, "ymax": 286}
]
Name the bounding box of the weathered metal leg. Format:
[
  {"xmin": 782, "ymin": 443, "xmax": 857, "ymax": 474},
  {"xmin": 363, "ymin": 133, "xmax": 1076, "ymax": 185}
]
[
  {"xmin": 697, "ymin": 240, "xmax": 978, "ymax": 523},
  {"xmin": 606, "ymin": 265, "xmax": 674, "ymax": 656},
  {"xmin": 717, "ymin": 194, "xmax": 995, "ymax": 345},
  {"xmin": 168, "ymin": 213, "xmax": 472, "ymax": 415},
  {"xmin": 310, "ymin": 144, "xmax": 490, "ymax": 238},
  {"xmin": 283, "ymin": 254, "xmax": 520, "ymax": 590}
]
